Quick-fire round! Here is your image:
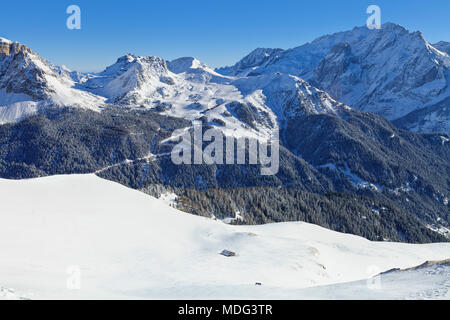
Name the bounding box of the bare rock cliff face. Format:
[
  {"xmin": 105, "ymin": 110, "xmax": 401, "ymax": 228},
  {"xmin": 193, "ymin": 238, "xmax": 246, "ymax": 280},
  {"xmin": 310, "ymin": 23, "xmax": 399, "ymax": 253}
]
[{"xmin": 0, "ymin": 38, "xmax": 54, "ymax": 100}]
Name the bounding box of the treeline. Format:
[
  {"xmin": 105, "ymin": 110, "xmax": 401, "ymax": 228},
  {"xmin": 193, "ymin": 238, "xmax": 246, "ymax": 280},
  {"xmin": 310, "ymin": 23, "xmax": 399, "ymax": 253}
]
[{"xmin": 173, "ymin": 186, "xmax": 447, "ymax": 244}]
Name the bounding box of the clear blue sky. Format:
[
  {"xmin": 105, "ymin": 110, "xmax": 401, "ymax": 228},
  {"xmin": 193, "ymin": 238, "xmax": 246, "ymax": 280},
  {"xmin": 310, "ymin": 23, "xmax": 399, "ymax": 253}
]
[{"xmin": 1, "ymin": 0, "xmax": 449, "ymax": 72}]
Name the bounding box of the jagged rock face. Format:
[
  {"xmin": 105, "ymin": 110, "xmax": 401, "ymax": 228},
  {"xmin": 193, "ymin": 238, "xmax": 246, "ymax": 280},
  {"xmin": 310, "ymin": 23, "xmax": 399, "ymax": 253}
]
[
  {"xmin": 0, "ymin": 39, "xmax": 53, "ymax": 100},
  {"xmin": 310, "ymin": 25, "xmax": 450, "ymax": 121},
  {"xmin": 167, "ymin": 57, "xmax": 230, "ymax": 84},
  {"xmin": 232, "ymin": 73, "xmax": 348, "ymax": 120},
  {"xmin": 216, "ymin": 23, "xmax": 450, "ymax": 133},
  {"xmin": 0, "ymin": 38, "xmax": 105, "ymax": 124},
  {"xmin": 312, "ymin": 42, "xmax": 357, "ymax": 99},
  {"xmin": 1, "ymin": 24, "xmax": 449, "ymax": 135},
  {"xmin": 216, "ymin": 48, "xmax": 284, "ymax": 76},
  {"xmin": 394, "ymin": 96, "xmax": 450, "ymax": 134},
  {"xmin": 0, "ymin": 38, "xmax": 32, "ymax": 56},
  {"xmin": 1, "ymin": 106, "xmax": 448, "ymax": 243},
  {"xmin": 0, "ymin": 35, "xmax": 448, "ymax": 242},
  {"xmin": 434, "ymin": 41, "xmax": 450, "ymax": 55}
]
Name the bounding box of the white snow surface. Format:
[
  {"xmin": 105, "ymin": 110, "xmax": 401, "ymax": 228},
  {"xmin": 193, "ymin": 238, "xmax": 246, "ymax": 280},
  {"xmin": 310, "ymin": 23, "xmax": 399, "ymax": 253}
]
[
  {"xmin": 76, "ymin": 52, "xmax": 348, "ymax": 140},
  {"xmin": 1, "ymin": 23, "xmax": 449, "ymax": 134},
  {"xmin": 0, "ymin": 174, "xmax": 449, "ymax": 300}
]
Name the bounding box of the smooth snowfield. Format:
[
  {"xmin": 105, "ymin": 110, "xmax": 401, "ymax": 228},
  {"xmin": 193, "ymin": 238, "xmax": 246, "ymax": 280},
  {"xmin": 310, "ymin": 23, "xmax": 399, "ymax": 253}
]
[{"xmin": 0, "ymin": 174, "xmax": 449, "ymax": 300}]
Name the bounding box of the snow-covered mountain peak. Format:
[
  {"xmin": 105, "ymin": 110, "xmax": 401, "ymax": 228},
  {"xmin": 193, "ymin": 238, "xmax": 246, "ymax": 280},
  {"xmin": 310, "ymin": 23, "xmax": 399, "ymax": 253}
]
[
  {"xmin": 0, "ymin": 39, "xmax": 32, "ymax": 58},
  {"xmin": 0, "ymin": 38, "xmax": 65, "ymax": 100},
  {"xmin": 216, "ymin": 23, "xmax": 450, "ymax": 132},
  {"xmin": 238, "ymin": 47, "xmax": 284, "ymax": 64},
  {"xmin": 168, "ymin": 57, "xmax": 231, "ymax": 85},
  {"xmin": 0, "ymin": 37, "xmax": 12, "ymax": 45},
  {"xmin": 0, "ymin": 37, "xmax": 105, "ymax": 123},
  {"xmin": 311, "ymin": 24, "xmax": 449, "ymax": 120},
  {"xmin": 1, "ymin": 26, "xmax": 448, "ymax": 134},
  {"xmin": 0, "ymin": 38, "xmax": 352, "ymax": 140},
  {"xmin": 102, "ymin": 53, "xmax": 137, "ymax": 74},
  {"xmin": 1, "ymin": 173, "xmax": 449, "ymax": 299},
  {"xmin": 58, "ymin": 64, "xmax": 72, "ymax": 73},
  {"xmin": 118, "ymin": 53, "xmax": 137, "ymax": 63},
  {"xmin": 102, "ymin": 54, "xmax": 168, "ymax": 78},
  {"xmin": 433, "ymin": 41, "xmax": 450, "ymax": 56},
  {"xmin": 216, "ymin": 48, "xmax": 284, "ymax": 76},
  {"xmin": 310, "ymin": 22, "xmax": 408, "ymax": 48},
  {"xmin": 233, "ymin": 73, "xmax": 349, "ymax": 120}
]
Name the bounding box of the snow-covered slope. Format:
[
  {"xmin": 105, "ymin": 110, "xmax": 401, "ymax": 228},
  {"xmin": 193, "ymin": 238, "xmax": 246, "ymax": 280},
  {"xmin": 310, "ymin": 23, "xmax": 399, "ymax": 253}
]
[
  {"xmin": 0, "ymin": 37, "xmax": 105, "ymax": 124},
  {"xmin": 78, "ymin": 53, "xmax": 350, "ymax": 140},
  {"xmin": 394, "ymin": 96, "xmax": 450, "ymax": 134},
  {"xmin": 216, "ymin": 25, "xmax": 377, "ymax": 78},
  {"xmin": 279, "ymin": 259, "xmax": 450, "ymax": 300},
  {"xmin": 434, "ymin": 41, "xmax": 450, "ymax": 55},
  {"xmin": 0, "ymin": 174, "xmax": 448, "ymax": 300},
  {"xmin": 167, "ymin": 56, "xmax": 230, "ymax": 84},
  {"xmin": 2, "ymin": 25, "xmax": 449, "ymax": 134},
  {"xmin": 232, "ymin": 73, "xmax": 350, "ymax": 120},
  {"xmin": 82, "ymin": 54, "xmax": 179, "ymax": 105},
  {"xmin": 81, "ymin": 54, "xmax": 258, "ymax": 138},
  {"xmin": 310, "ymin": 24, "xmax": 450, "ymax": 122},
  {"xmin": 217, "ymin": 23, "xmax": 450, "ymax": 133},
  {"xmin": 216, "ymin": 48, "xmax": 285, "ymax": 76}
]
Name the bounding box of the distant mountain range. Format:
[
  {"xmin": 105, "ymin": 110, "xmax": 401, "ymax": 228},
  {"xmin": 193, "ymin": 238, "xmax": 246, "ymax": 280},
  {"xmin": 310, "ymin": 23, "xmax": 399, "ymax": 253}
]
[
  {"xmin": 0, "ymin": 37, "xmax": 105, "ymax": 123},
  {"xmin": 0, "ymin": 23, "xmax": 449, "ymax": 243},
  {"xmin": 1, "ymin": 173, "xmax": 449, "ymax": 299},
  {"xmin": 218, "ymin": 23, "xmax": 450, "ymax": 134},
  {"xmin": 2, "ymin": 23, "xmax": 450, "ymax": 134}
]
